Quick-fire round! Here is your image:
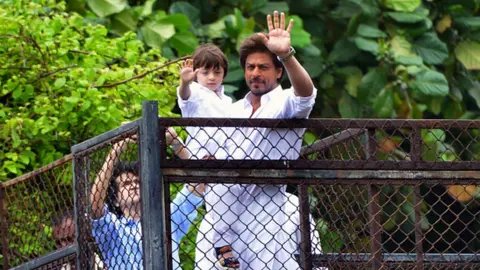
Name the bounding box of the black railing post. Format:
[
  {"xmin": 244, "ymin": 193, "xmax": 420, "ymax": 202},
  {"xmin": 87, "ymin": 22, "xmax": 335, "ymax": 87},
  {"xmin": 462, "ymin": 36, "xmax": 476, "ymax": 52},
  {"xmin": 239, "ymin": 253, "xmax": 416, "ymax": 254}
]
[
  {"xmin": 412, "ymin": 127, "xmax": 424, "ymax": 269},
  {"xmin": 0, "ymin": 185, "xmax": 9, "ymax": 270},
  {"xmin": 140, "ymin": 101, "xmax": 165, "ymax": 270},
  {"xmin": 299, "ymin": 183, "xmax": 312, "ymax": 270}
]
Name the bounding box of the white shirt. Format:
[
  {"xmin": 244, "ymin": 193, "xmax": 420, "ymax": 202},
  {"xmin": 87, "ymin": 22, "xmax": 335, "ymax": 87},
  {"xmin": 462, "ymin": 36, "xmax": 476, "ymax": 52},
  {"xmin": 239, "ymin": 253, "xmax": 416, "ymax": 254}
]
[
  {"xmin": 196, "ymin": 85, "xmax": 317, "ymax": 270},
  {"xmin": 177, "ymin": 82, "xmax": 232, "ymax": 159}
]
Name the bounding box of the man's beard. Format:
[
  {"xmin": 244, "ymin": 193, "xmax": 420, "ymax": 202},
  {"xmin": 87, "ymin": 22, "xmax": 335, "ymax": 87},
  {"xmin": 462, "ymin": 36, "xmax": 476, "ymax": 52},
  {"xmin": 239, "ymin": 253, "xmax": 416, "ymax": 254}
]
[{"xmin": 248, "ymin": 79, "xmax": 274, "ymax": 96}]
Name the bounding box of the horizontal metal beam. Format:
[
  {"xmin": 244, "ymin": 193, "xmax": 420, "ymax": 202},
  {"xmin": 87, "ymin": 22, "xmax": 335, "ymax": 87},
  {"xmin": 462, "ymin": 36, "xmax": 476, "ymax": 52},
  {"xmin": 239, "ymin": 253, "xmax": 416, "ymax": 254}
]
[
  {"xmin": 159, "ymin": 118, "xmax": 480, "ymax": 129},
  {"xmin": 162, "ymin": 160, "xmax": 480, "ymax": 171},
  {"xmin": 309, "ymin": 253, "xmax": 480, "ymax": 262},
  {"xmin": 163, "ymin": 168, "xmax": 480, "ymax": 183},
  {"xmin": 71, "ymin": 119, "xmax": 140, "ymax": 154},
  {"xmin": 10, "ymin": 245, "xmax": 77, "ymax": 270}
]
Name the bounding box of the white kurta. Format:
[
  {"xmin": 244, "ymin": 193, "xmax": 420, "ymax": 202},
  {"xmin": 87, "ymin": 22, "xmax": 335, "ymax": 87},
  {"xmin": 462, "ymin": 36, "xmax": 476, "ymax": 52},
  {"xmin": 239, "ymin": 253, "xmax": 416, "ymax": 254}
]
[
  {"xmin": 195, "ymin": 193, "xmax": 325, "ymax": 270},
  {"xmin": 199, "ymin": 85, "xmax": 317, "ymax": 270}
]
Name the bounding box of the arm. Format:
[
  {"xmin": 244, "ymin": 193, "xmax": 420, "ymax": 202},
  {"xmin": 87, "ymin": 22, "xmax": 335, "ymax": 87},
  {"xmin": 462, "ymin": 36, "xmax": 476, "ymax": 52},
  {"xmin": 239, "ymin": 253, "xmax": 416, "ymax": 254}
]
[
  {"xmin": 90, "ymin": 139, "xmax": 132, "ymax": 219},
  {"xmin": 260, "ymin": 11, "xmax": 314, "ymax": 97},
  {"xmin": 166, "ymin": 127, "xmax": 191, "ymax": 159},
  {"xmin": 170, "ymin": 184, "xmax": 205, "ymax": 242},
  {"xmin": 178, "ymin": 59, "xmax": 199, "ymax": 100}
]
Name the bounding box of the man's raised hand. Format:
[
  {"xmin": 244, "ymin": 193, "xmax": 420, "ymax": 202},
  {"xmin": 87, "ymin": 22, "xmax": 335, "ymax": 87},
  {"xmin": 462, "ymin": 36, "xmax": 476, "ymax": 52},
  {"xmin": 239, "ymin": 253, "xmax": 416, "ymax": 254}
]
[
  {"xmin": 259, "ymin": 11, "xmax": 294, "ymax": 58},
  {"xmin": 179, "ymin": 59, "xmax": 198, "ymax": 84}
]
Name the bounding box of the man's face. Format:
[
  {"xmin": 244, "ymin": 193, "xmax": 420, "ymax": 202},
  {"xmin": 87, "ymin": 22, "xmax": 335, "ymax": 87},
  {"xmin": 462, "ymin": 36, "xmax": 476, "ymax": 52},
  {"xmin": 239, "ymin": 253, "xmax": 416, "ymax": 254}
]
[
  {"xmin": 244, "ymin": 52, "xmax": 282, "ymax": 96},
  {"xmin": 115, "ymin": 172, "xmax": 141, "ymax": 208},
  {"xmin": 53, "ymin": 217, "xmax": 75, "ymax": 249},
  {"xmin": 196, "ymin": 66, "xmax": 225, "ymax": 91}
]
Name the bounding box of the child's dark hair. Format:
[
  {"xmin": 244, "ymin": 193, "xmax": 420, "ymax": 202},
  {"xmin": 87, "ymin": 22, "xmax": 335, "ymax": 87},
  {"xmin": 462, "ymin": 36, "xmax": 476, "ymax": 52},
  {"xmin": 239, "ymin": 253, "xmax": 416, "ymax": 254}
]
[
  {"xmin": 106, "ymin": 160, "xmax": 139, "ymax": 217},
  {"xmin": 192, "ymin": 44, "xmax": 228, "ymax": 78}
]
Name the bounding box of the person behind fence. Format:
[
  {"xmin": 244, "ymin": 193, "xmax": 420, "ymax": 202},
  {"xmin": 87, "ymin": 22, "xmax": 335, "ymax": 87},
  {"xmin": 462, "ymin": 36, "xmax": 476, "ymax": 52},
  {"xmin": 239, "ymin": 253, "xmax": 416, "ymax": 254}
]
[
  {"xmin": 197, "ymin": 10, "xmax": 317, "ymax": 270},
  {"xmin": 196, "ymin": 193, "xmax": 327, "ymax": 270},
  {"xmin": 176, "ymin": 44, "xmax": 241, "ymax": 268},
  {"xmin": 53, "ymin": 210, "xmax": 104, "ymax": 270},
  {"xmin": 89, "ymin": 129, "xmax": 204, "ymax": 270}
]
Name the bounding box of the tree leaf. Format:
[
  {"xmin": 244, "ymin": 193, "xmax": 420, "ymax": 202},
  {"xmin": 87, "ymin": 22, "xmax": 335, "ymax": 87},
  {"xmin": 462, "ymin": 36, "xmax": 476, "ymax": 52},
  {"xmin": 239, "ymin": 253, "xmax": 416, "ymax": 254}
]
[
  {"xmin": 373, "ymin": 87, "xmax": 394, "ymax": 118},
  {"xmin": 413, "ymin": 32, "xmax": 448, "ymax": 65},
  {"xmin": 141, "ymin": 22, "xmax": 175, "ymax": 49},
  {"xmin": 385, "ymin": 12, "xmax": 426, "ymax": 23},
  {"xmin": 354, "ymin": 37, "xmax": 379, "ymax": 55},
  {"xmin": 54, "ymin": 77, "xmax": 66, "ymax": 89},
  {"xmin": 436, "ymin": 14, "xmax": 452, "ymax": 33},
  {"xmin": 390, "ymin": 36, "xmax": 414, "ymax": 57},
  {"xmin": 383, "ymin": 0, "xmax": 421, "ymax": 12},
  {"xmin": 410, "ymin": 70, "xmax": 449, "ymax": 97},
  {"xmin": 169, "ymin": 31, "xmax": 199, "ymax": 55},
  {"xmin": 467, "ymin": 82, "xmax": 480, "ymax": 109},
  {"xmin": 394, "ymin": 55, "xmax": 423, "ymax": 65},
  {"xmin": 110, "ymin": 9, "xmax": 138, "ymax": 35},
  {"xmin": 158, "ymin": 14, "xmax": 192, "ymax": 32},
  {"xmin": 328, "ymin": 39, "xmax": 361, "ymax": 63},
  {"xmin": 357, "ymin": 24, "xmax": 387, "ymax": 38},
  {"xmin": 86, "ymin": 0, "xmax": 126, "ymax": 18},
  {"xmin": 288, "ymin": 15, "xmax": 311, "ymax": 48},
  {"xmin": 357, "ymin": 67, "xmax": 388, "ymax": 104},
  {"xmin": 168, "ymin": 1, "xmax": 201, "ymax": 28},
  {"xmin": 455, "ymin": 41, "xmax": 480, "ymax": 70},
  {"xmin": 339, "ymin": 91, "xmax": 362, "ymax": 118},
  {"xmin": 454, "ymin": 17, "xmax": 480, "ymax": 30},
  {"xmin": 258, "ymin": 1, "xmax": 289, "ymax": 14}
]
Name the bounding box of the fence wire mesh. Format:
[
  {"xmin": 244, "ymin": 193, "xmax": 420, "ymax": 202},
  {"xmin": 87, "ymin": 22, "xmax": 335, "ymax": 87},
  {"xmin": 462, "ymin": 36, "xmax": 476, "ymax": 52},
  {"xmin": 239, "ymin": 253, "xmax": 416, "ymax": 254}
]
[{"xmin": 0, "ymin": 155, "xmax": 75, "ymax": 269}]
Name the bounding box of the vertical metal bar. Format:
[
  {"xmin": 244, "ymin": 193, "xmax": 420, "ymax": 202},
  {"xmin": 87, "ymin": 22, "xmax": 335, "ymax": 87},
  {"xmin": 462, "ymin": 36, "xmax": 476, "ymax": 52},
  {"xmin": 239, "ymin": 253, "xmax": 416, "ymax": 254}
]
[
  {"xmin": 298, "ymin": 183, "xmax": 312, "ymax": 270},
  {"xmin": 413, "ymin": 185, "xmax": 424, "ymax": 269},
  {"xmin": 411, "ymin": 127, "xmax": 422, "ymax": 163},
  {"xmin": 0, "ymin": 185, "xmax": 9, "ymax": 270},
  {"xmin": 163, "ymin": 181, "xmax": 172, "ymax": 270},
  {"xmin": 411, "ymin": 127, "xmax": 424, "ymax": 269},
  {"xmin": 72, "ymin": 156, "xmax": 83, "ymax": 270},
  {"xmin": 140, "ymin": 101, "xmax": 165, "ymax": 270},
  {"xmin": 366, "ymin": 128, "xmax": 382, "ymax": 269}
]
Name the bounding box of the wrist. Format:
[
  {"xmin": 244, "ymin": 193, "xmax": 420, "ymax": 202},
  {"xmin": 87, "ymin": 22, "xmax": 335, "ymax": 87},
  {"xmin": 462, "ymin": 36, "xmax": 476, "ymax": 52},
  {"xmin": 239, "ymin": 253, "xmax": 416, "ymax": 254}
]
[{"xmin": 277, "ymin": 46, "xmax": 296, "ymax": 62}]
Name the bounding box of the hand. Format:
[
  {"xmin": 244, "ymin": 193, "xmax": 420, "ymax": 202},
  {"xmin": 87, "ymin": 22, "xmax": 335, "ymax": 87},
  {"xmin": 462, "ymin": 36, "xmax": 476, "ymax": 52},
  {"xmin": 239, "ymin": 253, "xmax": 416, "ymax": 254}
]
[
  {"xmin": 187, "ymin": 183, "xmax": 206, "ymax": 197},
  {"xmin": 112, "ymin": 137, "xmax": 136, "ymax": 155},
  {"xmin": 259, "ymin": 11, "xmax": 294, "ymax": 57},
  {"xmin": 166, "ymin": 127, "xmax": 180, "ymax": 146},
  {"xmin": 179, "ymin": 59, "xmax": 198, "ymax": 84}
]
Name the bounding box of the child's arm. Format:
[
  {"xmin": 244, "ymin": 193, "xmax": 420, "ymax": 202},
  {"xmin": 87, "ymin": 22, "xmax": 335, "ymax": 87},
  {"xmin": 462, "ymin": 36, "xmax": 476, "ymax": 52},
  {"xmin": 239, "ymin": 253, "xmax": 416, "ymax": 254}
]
[
  {"xmin": 178, "ymin": 59, "xmax": 199, "ymax": 100},
  {"xmin": 90, "ymin": 138, "xmax": 133, "ymax": 219},
  {"xmin": 166, "ymin": 127, "xmax": 191, "ymax": 159}
]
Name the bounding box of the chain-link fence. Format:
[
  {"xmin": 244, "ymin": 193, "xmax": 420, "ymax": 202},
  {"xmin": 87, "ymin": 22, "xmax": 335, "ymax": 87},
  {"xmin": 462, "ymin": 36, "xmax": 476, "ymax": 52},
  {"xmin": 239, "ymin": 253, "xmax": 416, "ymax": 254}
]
[
  {"xmin": 0, "ymin": 155, "xmax": 75, "ymax": 269},
  {"xmin": 9, "ymin": 104, "xmax": 480, "ymax": 269}
]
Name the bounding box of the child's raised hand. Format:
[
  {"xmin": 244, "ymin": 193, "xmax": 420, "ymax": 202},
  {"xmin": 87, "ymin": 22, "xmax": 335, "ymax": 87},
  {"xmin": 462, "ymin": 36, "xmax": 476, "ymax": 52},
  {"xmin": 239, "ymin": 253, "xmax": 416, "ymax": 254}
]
[{"xmin": 179, "ymin": 59, "xmax": 198, "ymax": 84}]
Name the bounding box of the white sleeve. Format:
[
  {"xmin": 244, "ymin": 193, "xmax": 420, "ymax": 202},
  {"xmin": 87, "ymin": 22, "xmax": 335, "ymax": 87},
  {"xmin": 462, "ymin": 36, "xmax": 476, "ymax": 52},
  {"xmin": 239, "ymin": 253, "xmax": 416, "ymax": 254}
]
[
  {"xmin": 282, "ymin": 87, "xmax": 317, "ymax": 119},
  {"xmin": 177, "ymin": 82, "xmax": 203, "ymax": 117}
]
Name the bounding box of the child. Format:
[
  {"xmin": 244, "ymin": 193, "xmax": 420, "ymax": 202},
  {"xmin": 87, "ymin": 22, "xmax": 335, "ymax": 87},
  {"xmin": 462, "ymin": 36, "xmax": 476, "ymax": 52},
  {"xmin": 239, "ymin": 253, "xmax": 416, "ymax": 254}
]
[{"xmin": 176, "ymin": 44, "xmax": 240, "ymax": 269}]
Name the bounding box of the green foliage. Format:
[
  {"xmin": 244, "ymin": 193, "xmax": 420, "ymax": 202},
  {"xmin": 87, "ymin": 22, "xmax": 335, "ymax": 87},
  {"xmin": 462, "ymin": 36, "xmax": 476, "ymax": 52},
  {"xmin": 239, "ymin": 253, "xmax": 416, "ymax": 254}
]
[{"xmin": 0, "ymin": 0, "xmax": 179, "ymax": 181}]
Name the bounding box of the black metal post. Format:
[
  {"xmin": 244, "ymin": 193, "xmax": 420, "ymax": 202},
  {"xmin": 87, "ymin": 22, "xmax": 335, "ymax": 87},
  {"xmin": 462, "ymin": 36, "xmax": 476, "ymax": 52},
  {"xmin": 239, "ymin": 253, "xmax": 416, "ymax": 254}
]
[
  {"xmin": 298, "ymin": 183, "xmax": 312, "ymax": 270},
  {"xmin": 140, "ymin": 101, "xmax": 165, "ymax": 270},
  {"xmin": 0, "ymin": 185, "xmax": 9, "ymax": 270}
]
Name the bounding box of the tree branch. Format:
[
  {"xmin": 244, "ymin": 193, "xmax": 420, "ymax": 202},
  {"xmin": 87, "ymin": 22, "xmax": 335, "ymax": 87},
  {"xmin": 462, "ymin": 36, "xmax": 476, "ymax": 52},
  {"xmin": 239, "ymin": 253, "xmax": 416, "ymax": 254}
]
[
  {"xmin": 29, "ymin": 65, "xmax": 78, "ymax": 84},
  {"xmin": 95, "ymin": 55, "xmax": 190, "ymax": 88},
  {"xmin": 68, "ymin": 50, "xmax": 129, "ymax": 64}
]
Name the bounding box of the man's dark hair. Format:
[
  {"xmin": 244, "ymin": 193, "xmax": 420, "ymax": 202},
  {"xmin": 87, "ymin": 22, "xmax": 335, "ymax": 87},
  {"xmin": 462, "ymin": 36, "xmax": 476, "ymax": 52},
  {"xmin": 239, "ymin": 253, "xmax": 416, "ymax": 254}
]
[
  {"xmin": 52, "ymin": 209, "xmax": 74, "ymax": 227},
  {"xmin": 239, "ymin": 33, "xmax": 284, "ymax": 77},
  {"xmin": 107, "ymin": 160, "xmax": 139, "ymax": 217},
  {"xmin": 192, "ymin": 44, "xmax": 229, "ymax": 78}
]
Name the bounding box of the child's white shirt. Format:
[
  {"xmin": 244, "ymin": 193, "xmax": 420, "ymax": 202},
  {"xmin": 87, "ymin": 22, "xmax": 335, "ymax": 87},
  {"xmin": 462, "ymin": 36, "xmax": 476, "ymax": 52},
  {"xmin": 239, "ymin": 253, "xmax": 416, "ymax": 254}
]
[{"xmin": 177, "ymin": 81, "xmax": 232, "ymax": 159}]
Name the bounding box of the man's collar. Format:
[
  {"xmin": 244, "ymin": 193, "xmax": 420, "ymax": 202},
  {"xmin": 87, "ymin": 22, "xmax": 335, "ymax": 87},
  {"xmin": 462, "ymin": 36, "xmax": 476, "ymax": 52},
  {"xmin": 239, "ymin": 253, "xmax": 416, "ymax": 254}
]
[{"xmin": 244, "ymin": 85, "xmax": 283, "ymax": 108}]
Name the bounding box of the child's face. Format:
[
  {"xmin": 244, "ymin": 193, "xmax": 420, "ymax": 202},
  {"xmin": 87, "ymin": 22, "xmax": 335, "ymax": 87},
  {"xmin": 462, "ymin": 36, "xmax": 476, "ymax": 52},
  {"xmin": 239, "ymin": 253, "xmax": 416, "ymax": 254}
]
[
  {"xmin": 115, "ymin": 172, "xmax": 141, "ymax": 208},
  {"xmin": 196, "ymin": 66, "xmax": 224, "ymax": 91}
]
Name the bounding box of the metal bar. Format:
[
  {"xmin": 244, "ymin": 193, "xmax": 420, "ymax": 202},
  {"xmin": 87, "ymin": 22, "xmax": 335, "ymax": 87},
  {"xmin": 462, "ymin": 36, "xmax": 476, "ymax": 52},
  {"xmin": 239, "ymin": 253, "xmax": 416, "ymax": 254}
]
[
  {"xmin": 9, "ymin": 245, "xmax": 77, "ymax": 270},
  {"xmin": 72, "ymin": 157, "xmax": 82, "ymax": 270},
  {"xmin": 71, "ymin": 119, "xmax": 140, "ymax": 153},
  {"xmin": 140, "ymin": 101, "xmax": 165, "ymax": 270},
  {"xmin": 2, "ymin": 155, "xmax": 72, "ymax": 187},
  {"xmin": 309, "ymin": 253, "xmax": 480, "ymax": 262},
  {"xmin": 0, "ymin": 186, "xmax": 9, "ymax": 270},
  {"xmin": 166, "ymin": 176, "xmax": 480, "ymax": 185},
  {"xmin": 162, "ymin": 159, "xmax": 480, "ymax": 170},
  {"xmin": 159, "ymin": 118, "xmax": 480, "ymax": 129},
  {"xmin": 298, "ymin": 183, "xmax": 312, "ymax": 270},
  {"xmin": 300, "ymin": 128, "xmax": 366, "ymax": 156},
  {"xmin": 411, "ymin": 127, "xmax": 422, "ymax": 162},
  {"xmin": 164, "ymin": 182, "xmax": 172, "ymax": 270},
  {"xmin": 368, "ymin": 184, "xmax": 382, "ymax": 270},
  {"xmin": 414, "ymin": 185, "xmax": 424, "ymax": 269},
  {"xmin": 162, "ymin": 169, "xmax": 480, "ymax": 180}
]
